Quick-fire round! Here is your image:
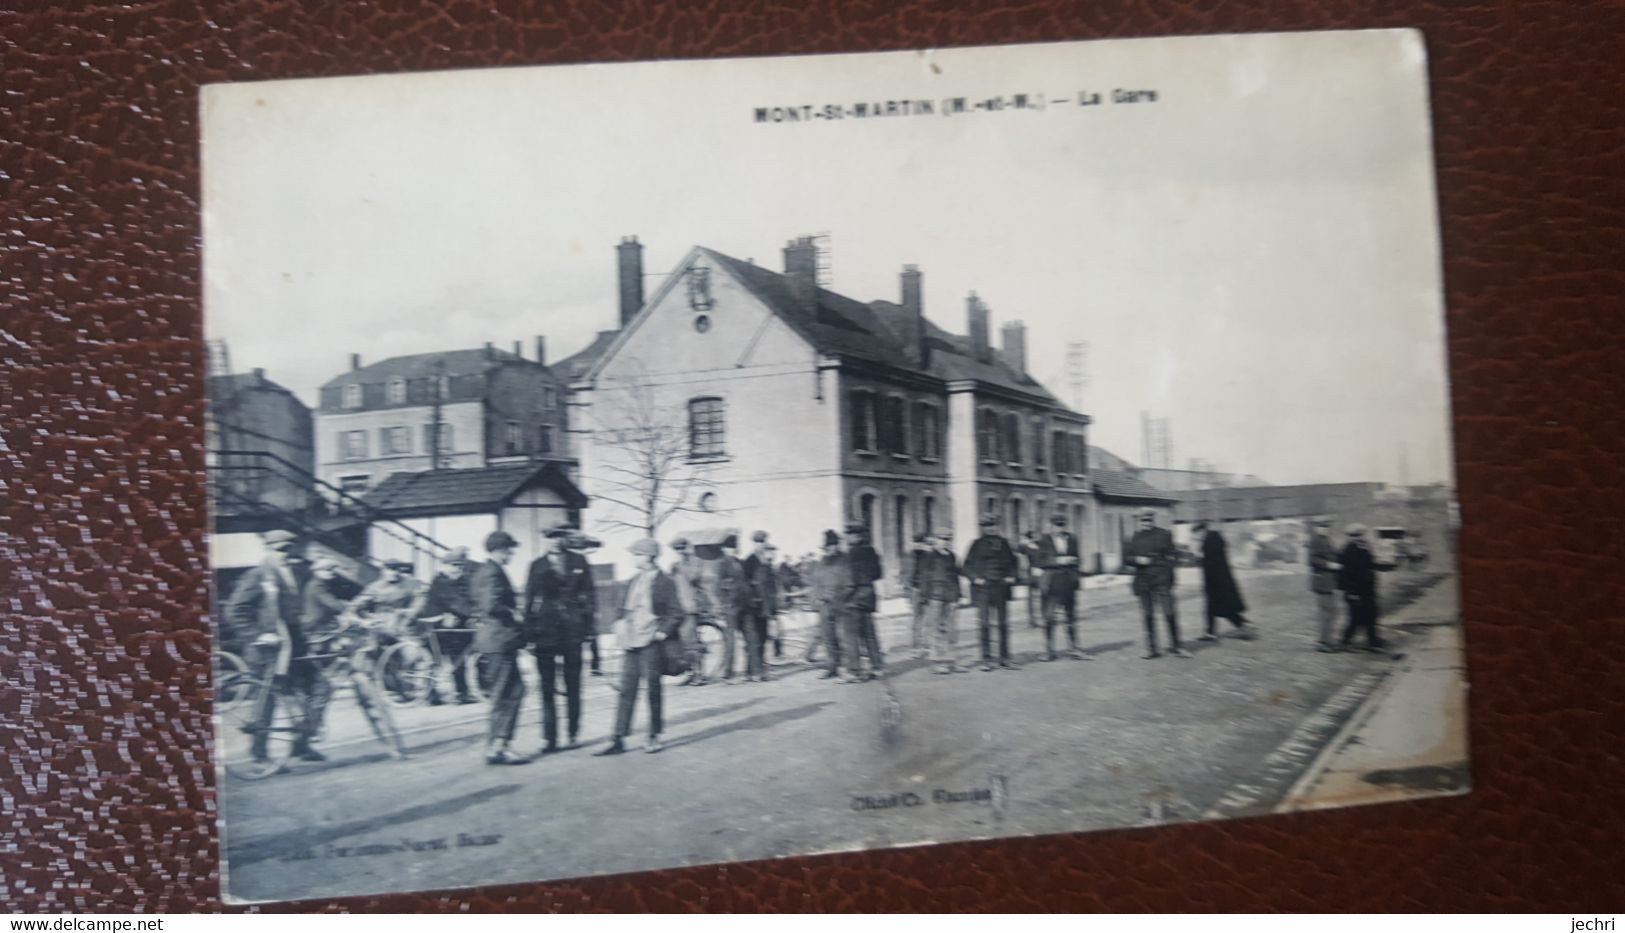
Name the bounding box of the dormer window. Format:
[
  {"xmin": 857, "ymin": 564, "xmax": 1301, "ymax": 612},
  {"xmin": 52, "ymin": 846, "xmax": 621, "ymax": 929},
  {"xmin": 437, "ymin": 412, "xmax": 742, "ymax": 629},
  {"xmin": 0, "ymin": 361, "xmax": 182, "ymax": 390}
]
[
  {"xmin": 386, "ymin": 377, "xmax": 407, "ymax": 405},
  {"xmin": 342, "ymin": 384, "xmax": 362, "ymax": 409}
]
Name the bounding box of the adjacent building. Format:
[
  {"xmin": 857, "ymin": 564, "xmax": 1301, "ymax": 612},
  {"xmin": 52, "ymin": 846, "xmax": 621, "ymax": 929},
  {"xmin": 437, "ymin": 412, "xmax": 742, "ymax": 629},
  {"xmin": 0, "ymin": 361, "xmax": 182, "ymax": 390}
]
[
  {"xmin": 574, "ymin": 236, "xmax": 1093, "ymax": 587},
  {"xmin": 313, "ymin": 341, "xmax": 573, "ymax": 499}
]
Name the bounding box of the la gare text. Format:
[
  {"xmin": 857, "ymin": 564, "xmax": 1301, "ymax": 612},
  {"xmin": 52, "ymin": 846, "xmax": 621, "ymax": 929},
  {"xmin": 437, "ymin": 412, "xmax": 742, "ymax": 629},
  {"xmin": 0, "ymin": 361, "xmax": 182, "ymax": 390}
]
[{"xmin": 754, "ymin": 89, "xmax": 1159, "ymax": 124}]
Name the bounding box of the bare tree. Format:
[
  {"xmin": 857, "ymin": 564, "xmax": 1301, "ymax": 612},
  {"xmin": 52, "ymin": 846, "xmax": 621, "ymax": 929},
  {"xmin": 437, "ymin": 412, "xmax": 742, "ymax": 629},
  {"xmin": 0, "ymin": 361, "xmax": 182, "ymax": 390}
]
[{"xmin": 589, "ymin": 363, "xmax": 724, "ymax": 536}]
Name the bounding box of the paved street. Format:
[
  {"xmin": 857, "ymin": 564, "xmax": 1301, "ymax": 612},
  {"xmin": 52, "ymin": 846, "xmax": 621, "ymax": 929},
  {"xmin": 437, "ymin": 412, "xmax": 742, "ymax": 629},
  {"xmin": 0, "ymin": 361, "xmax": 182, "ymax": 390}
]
[{"xmin": 219, "ymin": 567, "xmax": 1462, "ymax": 904}]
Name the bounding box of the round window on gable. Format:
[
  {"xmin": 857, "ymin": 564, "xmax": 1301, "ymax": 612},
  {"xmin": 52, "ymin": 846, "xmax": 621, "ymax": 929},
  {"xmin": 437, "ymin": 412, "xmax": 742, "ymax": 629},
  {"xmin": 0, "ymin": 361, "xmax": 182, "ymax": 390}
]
[
  {"xmin": 694, "ymin": 314, "xmax": 711, "ymax": 334},
  {"xmin": 698, "ymin": 492, "xmax": 718, "ymax": 512}
]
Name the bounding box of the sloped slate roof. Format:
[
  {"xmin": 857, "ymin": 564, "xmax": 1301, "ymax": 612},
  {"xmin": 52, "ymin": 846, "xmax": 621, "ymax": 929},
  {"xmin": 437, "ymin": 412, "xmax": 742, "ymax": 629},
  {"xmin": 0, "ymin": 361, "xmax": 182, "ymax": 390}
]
[
  {"xmin": 364, "ymin": 462, "xmax": 587, "ymax": 515},
  {"xmin": 319, "ymin": 348, "xmax": 529, "ymax": 390},
  {"xmin": 208, "ymin": 372, "xmax": 303, "ymax": 407},
  {"xmin": 1092, "ymin": 470, "xmax": 1178, "ymax": 503},
  {"xmin": 702, "ymin": 249, "xmax": 1065, "ymax": 406},
  {"xmin": 554, "ymin": 330, "xmax": 620, "ymax": 383}
]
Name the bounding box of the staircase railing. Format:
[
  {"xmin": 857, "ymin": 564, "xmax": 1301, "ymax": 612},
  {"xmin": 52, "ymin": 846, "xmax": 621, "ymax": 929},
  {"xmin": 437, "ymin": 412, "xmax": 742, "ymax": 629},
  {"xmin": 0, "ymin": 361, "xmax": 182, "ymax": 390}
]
[{"xmin": 211, "ymin": 448, "xmax": 451, "ymax": 562}]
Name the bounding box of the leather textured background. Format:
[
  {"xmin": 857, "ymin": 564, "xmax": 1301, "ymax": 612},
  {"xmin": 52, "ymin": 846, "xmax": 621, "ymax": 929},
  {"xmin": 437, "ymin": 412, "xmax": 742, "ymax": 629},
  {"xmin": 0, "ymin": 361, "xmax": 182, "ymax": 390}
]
[{"xmin": 3, "ymin": 0, "xmax": 1623, "ymax": 913}]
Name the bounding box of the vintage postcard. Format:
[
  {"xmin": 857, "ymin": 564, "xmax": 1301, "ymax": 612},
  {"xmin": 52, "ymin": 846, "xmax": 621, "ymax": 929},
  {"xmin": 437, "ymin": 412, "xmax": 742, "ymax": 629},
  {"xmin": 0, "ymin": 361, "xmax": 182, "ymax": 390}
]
[{"xmin": 201, "ymin": 28, "xmax": 1466, "ymax": 903}]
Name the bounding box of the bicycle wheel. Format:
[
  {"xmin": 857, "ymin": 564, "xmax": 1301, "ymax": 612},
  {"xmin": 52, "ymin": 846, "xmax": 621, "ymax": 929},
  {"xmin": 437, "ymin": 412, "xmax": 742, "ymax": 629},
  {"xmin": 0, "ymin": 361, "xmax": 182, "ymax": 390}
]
[
  {"xmin": 220, "ymin": 679, "xmax": 301, "ymax": 781},
  {"xmin": 214, "ymin": 652, "xmax": 256, "ymax": 715},
  {"xmin": 377, "ymin": 641, "xmax": 435, "ymax": 708},
  {"xmin": 351, "ymin": 674, "xmax": 407, "ymax": 758},
  {"xmin": 694, "ymin": 619, "xmax": 734, "ymax": 682}
]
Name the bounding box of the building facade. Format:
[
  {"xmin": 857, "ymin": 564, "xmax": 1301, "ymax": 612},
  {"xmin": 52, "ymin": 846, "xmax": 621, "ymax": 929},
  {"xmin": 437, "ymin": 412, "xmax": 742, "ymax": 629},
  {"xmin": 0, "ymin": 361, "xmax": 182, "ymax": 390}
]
[
  {"xmin": 313, "ymin": 342, "xmax": 573, "ymax": 498},
  {"xmin": 207, "ymin": 368, "xmax": 316, "ymax": 525},
  {"xmin": 575, "ymin": 236, "xmax": 1091, "ymax": 587}
]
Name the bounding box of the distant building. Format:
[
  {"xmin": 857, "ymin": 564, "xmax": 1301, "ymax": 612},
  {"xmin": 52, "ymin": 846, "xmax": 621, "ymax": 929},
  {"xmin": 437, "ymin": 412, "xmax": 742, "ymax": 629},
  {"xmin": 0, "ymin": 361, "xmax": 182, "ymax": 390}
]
[
  {"xmin": 1137, "ymin": 465, "xmax": 1270, "ymax": 492},
  {"xmin": 207, "ymin": 368, "xmax": 316, "ymax": 528},
  {"xmin": 576, "ymin": 236, "xmax": 1093, "ymax": 584},
  {"xmin": 313, "ymin": 341, "xmax": 573, "ymax": 498}
]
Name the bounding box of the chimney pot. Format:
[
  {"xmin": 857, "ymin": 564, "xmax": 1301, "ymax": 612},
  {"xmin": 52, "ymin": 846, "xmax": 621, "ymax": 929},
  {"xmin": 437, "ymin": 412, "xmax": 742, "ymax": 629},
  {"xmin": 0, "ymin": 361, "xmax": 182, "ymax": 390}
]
[
  {"xmin": 349, "ymin": 353, "xmax": 361, "ymax": 371},
  {"xmin": 617, "ymin": 236, "xmax": 645, "ymax": 328},
  {"xmin": 535, "ymin": 336, "xmax": 547, "ymax": 366}
]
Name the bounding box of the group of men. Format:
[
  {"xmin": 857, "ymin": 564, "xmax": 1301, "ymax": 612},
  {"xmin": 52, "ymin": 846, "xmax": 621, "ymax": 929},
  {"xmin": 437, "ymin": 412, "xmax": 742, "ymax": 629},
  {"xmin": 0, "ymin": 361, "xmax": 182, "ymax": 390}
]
[{"xmin": 224, "ymin": 503, "xmax": 1402, "ymax": 770}]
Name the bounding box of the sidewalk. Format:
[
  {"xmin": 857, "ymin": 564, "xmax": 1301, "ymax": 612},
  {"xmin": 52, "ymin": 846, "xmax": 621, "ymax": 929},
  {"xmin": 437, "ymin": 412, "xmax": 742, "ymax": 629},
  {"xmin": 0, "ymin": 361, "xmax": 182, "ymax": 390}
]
[{"xmin": 1276, "ymin": 585, "xmax": 1469, "ymax": 813}]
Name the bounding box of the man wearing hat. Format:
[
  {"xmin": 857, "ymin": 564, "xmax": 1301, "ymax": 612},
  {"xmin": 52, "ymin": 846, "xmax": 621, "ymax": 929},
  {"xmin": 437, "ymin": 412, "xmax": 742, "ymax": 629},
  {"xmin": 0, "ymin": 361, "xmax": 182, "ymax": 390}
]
[
  {"xmin": 666, "ymin": 536, "xmax": 709, "ymax": 686},
  {"xmin": 563, "ymin": 529, "xmax": 605, "ymax": 677},
  {"xmin": 1194, "ymin": 522, "xmax": 1256, "ymax": 643},
  {"xmin": 1307, "ymin": 518, "xmax": 1343, "ymax": 652},
  {"xmin": 352, "ymin": 557, "xmax": 427, "ymax": 637},
  {"xmin": 596, "ymin": 538, "xmax": 681, "ymax": 756},
  {"xmin": 412, "ymin": 547, "xmax": 477, "ymax": 704},
  {"xmin": 805, "ymin": 530, "xmax": 849, "ymax": 679},
  {"xmin": 1036, "ymin": 513, "xmax": 1088, "ymax": 661},
  {"xmin": 910, "ymin": 529, "xmax": 966, "ymax": 674},
  {"xmin": 1337, "ymin": 524, "xmax": 1390, "ymax": 653},
  {"xmin": 224, "ymin": 530, "xmax": 314, "ymax": 763},
  {"xmin": 739, "ymin": 530, "xmax": 779, "ymax": 681},
  {"xmin": 840, "ymin": 524, "xmax": 885, "ymax": 682},
  {"xmin": 1126, "ymin": 508, "xmax": 1188, "ymax": 659},
  {"xmin": 903, "ymin": 533, "xmax": 931, "ymax": 658},
  {"xmin": 964, "ymin": 515, "xmax": 1020, "ymax": 671},
  {"xmin": 523, "ymin": 521, "xmax": 596, "ymax": 753},
  {"xmin": 472, "ymin": 530, "xmax": 530, "ymax": 765}
]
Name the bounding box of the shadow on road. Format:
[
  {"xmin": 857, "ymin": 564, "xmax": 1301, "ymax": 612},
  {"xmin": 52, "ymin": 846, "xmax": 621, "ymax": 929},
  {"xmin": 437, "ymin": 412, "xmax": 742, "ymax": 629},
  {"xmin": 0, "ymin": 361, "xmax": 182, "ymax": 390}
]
[
  {"xmin": 228, "ymin": 783, "xmax": 525, "ymax": 867},
  {"xmin": 660, "ymin": 701, "xmax": 834, "ymax": 751}
]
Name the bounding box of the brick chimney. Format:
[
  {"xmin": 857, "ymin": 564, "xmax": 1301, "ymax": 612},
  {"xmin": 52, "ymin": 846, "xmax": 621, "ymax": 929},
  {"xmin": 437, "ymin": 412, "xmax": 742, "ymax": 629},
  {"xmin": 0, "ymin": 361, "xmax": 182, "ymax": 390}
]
[
  {"xmin": 783, "ymin": 236, "xmax": 818, "ymax": 314},
  {"xmin": 534, "ymin": 336, "xmax": 547, "ymax": 366},
  {"xmin": 900, "ymin": 264, "xmax": 926, "ymax": 367},
  {"xmin": 1001, "ymin": 320, "xmax": 1027, "ymax": 376},
  {"xmin": 484, "ymin": 341, "xmax": 494, "ymax": 360},
  {"xmin": 349, "ymin": 353, "xmax": 361, "ymax": 371},
  {"xmin": 513, "ymin": 340, "xmax": 523, "ymax": 359},
  {"xmin": 252, "ymin": 367, "xmax": 266, "ymax": 383},
  {"xmin": 967, "ymin": 292, "xmax": 991, "ymax": 363},
  {"xmin": 617, "ymin": 236, "xmax": 644, "ymax": 327}
]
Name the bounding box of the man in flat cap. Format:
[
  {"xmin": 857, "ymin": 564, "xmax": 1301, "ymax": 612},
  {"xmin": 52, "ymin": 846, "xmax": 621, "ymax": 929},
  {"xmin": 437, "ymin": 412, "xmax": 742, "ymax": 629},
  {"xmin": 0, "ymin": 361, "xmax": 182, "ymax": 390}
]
[
  {"xmin": 839, "ymin": 523, "xmax": 885, "ymax": 682},
  {"xmin": 1307, "ymin": 518, "xmax": 1342, "ymax": 652},
  {"xmin": 666, "ymin": 536, "xmax": 708, "ymax": 686},
  {"xmin": 412, "ymin": 547, "xmax": 477, "ymax": 704},
  {"xmin": 596, "ymin": 538, "xmax": 680, "ymax": 756},
  {"xmin": 224, "ymin": 530, "xmax": 314, "ymax": 763},
  {"xmin": 523, "ymin": 520, "xmax": 596, "ymax": 754},
  {"xmin": 964, "ymin": 515, "xmax": 1019, "ymax": 671},
  {"xmin": 1036, "ymin": 512, "xmax": 1088, "ymax": 661},
  {"xmin": 904, "ymin": 533, "xmax": 931, "ymax": 658},
  {"xmin": 1127, "ymin": 508, "xmax": 1188, "ymax": 659},
  {"xmin": 739, "ymin": 530, "xmax": 779, "ymax": 681},
  {"xmin": 352, "ymin": 557, "xmax": 427, "ymax": 639},
  {"xmin": 563, "ymin": 529, "xmax": 605, "ymax": 678},
  {"xmin": 472, "ymin": 530, "xmax": 530, "ymax": 765}
]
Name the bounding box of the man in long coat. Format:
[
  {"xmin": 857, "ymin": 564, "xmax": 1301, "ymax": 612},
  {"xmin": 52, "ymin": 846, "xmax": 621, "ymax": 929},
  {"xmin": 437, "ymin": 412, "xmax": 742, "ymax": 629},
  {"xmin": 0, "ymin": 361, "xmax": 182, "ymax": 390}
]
[
  {"xmin": 739, "ymin": 531, "xmax": 779, "ymax": 682},
  {"xmin": 224, "ymin": 530, "xmax": 315, "ymax": 762},
  {"xmin": 472, "ymin": 530, "xmax": 530, "ymax": 765},
  {"xmin": 1337, "ymin": 524, "xmax": 1391, "ymax": 653},
  {"xmin": 1195, "ymin": 522, "xmax": 1256, "ymax": 642},
  {"xmin": 1036, "ymin": 513, "xmax": 1088, "ymax": 661},
  {"xmin": 840, "ymin": 524, "xmax": 885, "ymax": 682},
  {"xmin": 964, "ymin": 515, "xmax": 1019, "ymax": 671},
  {"xmin": 524, "ymin": 521, "xmax": 595, "ymax": 754},
  {"xmin": 1127, "ymin": 508, "xmax": 1188, "ymax": 659}
]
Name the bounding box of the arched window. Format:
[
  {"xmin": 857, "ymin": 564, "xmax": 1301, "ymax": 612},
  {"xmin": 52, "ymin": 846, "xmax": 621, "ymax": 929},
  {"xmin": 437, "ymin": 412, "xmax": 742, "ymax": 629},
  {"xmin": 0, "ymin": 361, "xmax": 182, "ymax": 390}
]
[{"xmin": 688, "ymin": 396, "xmax": 726, "ymax": 458}]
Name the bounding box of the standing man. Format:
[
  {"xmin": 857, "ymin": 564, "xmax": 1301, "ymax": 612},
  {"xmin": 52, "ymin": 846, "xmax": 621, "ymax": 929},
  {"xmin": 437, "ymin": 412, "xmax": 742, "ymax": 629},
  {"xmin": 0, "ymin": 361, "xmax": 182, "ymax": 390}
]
[
  {"xmin": 904, "ymin": 534, "xmax": 930, "ymax": 658},
  {"xmin": 415, "ymin": 547, "xmax": 477, "ymax": 704},
  {"xmin": 1195, "ymin": 522, "xmax": 1256, "ymax": 642},
  {"xmin": 717, "ymin": 534, "xmax": 753, "ymax": 685},
  {"xmin": 1307, "ymin": 518, "xmax": 1342, "ymax": 652},
  {"xmin": 225, "ymin": 530, "xmax": 315, "ymax": 763},
  {"xmin": 740, "ymin": 531, "xmax": 779, "ymax": 682},
  {"xmin": 1337, "ymin": 524, "xmax": 1392, "ymax": 654},
  {"xmin": 595, "ymin": 539, "xmax": 680, "ymax": 756},
  {"xmin": 1036, "ymin": 513, "xmax": 1088, "ymax": 661},
  {"xmin": 667, "ymin": 536, "xmax": 708, "ymax": 686},
  {"xmin": 523, "ymin": 522, "xmax": 591, "ymax": 755},
  {"xmin": 1018, "ymin": 531, "xmax": 1044, "ymax": 628},
  {"xmin": 1127, "ymin": 508, "xmax": 1189, "ymax": 659},
  {"xmin": 351, "ymin": 559, "xmax": 426, "ymax": 637},
  {"xmin": 472, "ymin": 530, "xmax": 530, "ymax": 766},
  {"xmin": 806, "ymin": 530, "xmax": 847, "ymax": 678},
  {"xmin": 563, "ymin": 530, "xmax": 604, "ymax": 678},
  {"xmin": 912, "ymin": 530, "xmax": 965, "ymax": 674},
  {"xmin": 964, "ymin": 515, "xmax": 1019, "ymax": 671},
  {"xmin": 840, "ymin": 524, "xmax": 885, "ymax": 682}
]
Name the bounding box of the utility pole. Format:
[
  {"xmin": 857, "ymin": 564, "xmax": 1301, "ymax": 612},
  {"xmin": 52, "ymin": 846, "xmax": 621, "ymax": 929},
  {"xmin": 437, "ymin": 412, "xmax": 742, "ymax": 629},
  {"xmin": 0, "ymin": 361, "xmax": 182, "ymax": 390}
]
[{"xmin": 429, "ymin": 359, "xmax": 446, "ymax": 471}]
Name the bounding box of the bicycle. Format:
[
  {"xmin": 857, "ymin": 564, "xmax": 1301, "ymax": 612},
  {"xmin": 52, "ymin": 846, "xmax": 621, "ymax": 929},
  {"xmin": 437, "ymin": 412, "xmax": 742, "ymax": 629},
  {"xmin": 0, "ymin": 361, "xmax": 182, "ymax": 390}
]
[
  {"xmin": 602, "ymin": 614, "xmax": 734, "ymax": 691},
  {"xmin": 218, "ymin": 617, "xmax": 407, "ymax": 781},
  {"xmin": 376, "ymin": 615, "xmax": 481, "ymax": 708}
]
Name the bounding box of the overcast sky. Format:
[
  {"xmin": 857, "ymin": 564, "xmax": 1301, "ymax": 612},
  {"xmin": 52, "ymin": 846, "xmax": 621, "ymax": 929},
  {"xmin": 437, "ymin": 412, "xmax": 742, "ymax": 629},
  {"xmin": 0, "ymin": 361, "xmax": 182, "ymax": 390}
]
[{"xmin": 203, "ymin": 29, "xmax": 1455, "ymax": 487}]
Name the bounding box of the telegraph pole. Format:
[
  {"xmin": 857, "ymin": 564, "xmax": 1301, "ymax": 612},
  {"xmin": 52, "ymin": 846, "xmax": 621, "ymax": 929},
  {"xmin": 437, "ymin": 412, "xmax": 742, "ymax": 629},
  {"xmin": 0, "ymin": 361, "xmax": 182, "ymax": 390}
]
[{"xmin": 429, "ymin": 359, "xmax": 446, "ymax": 471}]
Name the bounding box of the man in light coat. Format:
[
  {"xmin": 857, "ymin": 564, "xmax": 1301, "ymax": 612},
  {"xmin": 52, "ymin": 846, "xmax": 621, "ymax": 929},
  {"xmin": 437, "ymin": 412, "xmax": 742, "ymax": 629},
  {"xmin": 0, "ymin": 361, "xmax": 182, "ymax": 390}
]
[
  {"xmin": 595, "ymin": 538, "xmax": 681, "ymax": 756},
  {"xmin": 1307, "ymin": 518, "xmax": 1342, "ymax": 652}
]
